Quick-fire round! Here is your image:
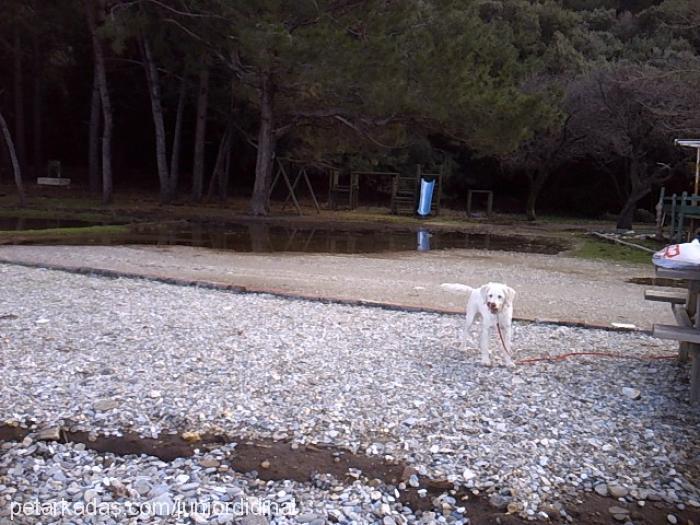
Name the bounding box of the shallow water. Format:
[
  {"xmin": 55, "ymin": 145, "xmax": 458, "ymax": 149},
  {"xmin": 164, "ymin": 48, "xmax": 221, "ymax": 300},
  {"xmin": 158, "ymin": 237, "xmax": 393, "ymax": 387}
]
[
  {"xmin": 20, "ymin": 220, "xmax": 566, "ymax": 255},
  {"xmin": 0, "ymin": 217, "xmax": 99, "ymax": 231}
]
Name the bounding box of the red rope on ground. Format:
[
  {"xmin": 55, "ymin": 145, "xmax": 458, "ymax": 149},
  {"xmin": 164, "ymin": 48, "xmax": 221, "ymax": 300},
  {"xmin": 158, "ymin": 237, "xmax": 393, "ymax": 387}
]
[{"xmin": 515, "ymin": 351, "xmax": 677, "ymax": 365}]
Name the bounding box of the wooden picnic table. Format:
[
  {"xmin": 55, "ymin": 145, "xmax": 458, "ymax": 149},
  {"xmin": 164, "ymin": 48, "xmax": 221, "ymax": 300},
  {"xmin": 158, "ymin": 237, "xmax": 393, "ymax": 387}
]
[{"xmin": 647, "ymin": 265, "xmax": 700, "ymax": 404}]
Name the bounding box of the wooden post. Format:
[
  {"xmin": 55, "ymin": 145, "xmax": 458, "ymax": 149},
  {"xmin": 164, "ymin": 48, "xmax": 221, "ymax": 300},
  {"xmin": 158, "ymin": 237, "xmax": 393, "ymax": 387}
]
[
  {"xmin": 695, "ymin": 147, "xmax": 699, "ymax": 196},
  {"xmin": 301, "ymin": 169, "xmax": 321, "ymax": 214}
]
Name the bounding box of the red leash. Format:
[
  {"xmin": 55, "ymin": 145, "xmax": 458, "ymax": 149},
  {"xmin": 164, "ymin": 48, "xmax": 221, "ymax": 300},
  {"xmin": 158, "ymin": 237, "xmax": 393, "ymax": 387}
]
[
  {"xmin": 516, "ymin": 352, "xmax": 676, "ymax": 365},
  {"xmin": 496, "ymin": 323, "xmax": 676, "ymax": 365}
]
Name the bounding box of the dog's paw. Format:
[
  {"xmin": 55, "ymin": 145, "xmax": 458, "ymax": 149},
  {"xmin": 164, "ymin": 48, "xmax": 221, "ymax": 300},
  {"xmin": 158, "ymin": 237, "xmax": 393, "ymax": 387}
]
[{"xmin": 480, "ymin": 358, "xmax": 492, "ymax": 367}]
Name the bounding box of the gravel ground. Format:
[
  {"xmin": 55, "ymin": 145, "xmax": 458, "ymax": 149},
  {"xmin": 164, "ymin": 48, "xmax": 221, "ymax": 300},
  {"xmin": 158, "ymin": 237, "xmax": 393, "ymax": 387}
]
[
  {"xmin": 0, "ymin": 264, "xmax": 698, "ymax": 525},
  {"xmin": 0, "ymin": 244, "xmax": 674, "ymax": 329}
]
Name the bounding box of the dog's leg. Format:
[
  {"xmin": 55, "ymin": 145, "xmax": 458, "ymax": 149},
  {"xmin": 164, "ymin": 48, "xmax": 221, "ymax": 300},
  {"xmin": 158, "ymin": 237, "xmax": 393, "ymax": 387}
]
[
  {"xmin": 502, "ymin": 322, "xmax": 515, "ymax": 368},
  {"xmin": 463, "ymin": 304, "xmax": 476, "ymax": 352},
  {"xmin": 479, "ymin": 324, "xmax": 492, "ymax": 366}
]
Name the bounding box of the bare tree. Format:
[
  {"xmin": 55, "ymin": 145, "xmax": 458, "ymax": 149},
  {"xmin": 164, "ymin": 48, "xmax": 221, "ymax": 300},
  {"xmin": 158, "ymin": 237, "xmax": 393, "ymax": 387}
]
[
  {"xmin": 191, "ymin": 65, "xmax": 209, "ymax": 201},
  {"xmin": 169, "ymin": 72, "xmax": 187, "ymax": 198},
  {"xmin": 13, "ymin": 27, "xmax": 26, "ymax": 178},
  {"xmin": 85, "ymin": 0, "xmax": 114, "ymax": 204},
  {"xmin": 0, "ymin": 108, "xmax": 26, "ymax": 207},
  {"xmin": 569, "ymin": 64, "xmax": 700, "ymax": 230},
  {"xmin": 88, "ymin": 68, "xmax": 101, "ymax": 193},
  {"xmin": 140, "ymin": 34, "xmax": 171, "ymax": 203}
]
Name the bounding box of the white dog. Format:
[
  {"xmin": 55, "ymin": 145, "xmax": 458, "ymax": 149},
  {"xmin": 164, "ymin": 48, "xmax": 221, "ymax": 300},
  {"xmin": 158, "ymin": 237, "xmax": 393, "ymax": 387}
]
[{"xmin": 441, "ymin": 282, "xmax": 516, "ymax": 367}]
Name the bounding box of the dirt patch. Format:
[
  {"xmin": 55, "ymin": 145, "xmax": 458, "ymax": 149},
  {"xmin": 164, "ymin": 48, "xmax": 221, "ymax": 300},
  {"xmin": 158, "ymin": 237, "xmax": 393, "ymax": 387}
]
[
  {"xmin": 0, "ymin": 244, "xmax": 674, "ymax": 329},
  {"xmin": 1, "ymin": 425, "xmax": 698, "ymax": 524},
  {"xmin": 627, "ymin": 276, "xmax": 687, "ymax": 288}
]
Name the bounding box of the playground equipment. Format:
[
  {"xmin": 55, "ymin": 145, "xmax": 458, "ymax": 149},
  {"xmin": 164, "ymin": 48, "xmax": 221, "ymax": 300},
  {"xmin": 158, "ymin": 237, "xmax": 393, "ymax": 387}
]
[
  {"xmin": 267, "ymin": 159, "xmax": 322, "ymax": 215},
  {"xmin": 658, "ymin": 140, "xmax": 700, "ymax": 241},
  {"xmin": 417, "ymin": 178, "xmax": 435, "ymax": 216}
]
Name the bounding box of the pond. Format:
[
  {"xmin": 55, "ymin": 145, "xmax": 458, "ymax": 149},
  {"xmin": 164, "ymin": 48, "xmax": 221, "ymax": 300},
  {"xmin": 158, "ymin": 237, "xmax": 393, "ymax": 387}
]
[
  {"xmin": 0, "ymin": 217, "xmax": 101, "ymax": 231},
  {"xmin": 20, "ymin": 220, "xmax": 567, "ymax": 255}
]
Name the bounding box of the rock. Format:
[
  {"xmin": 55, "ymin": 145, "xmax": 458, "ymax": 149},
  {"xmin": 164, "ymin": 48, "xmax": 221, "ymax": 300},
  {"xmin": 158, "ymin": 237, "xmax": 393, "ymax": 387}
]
[
  {"xmin": 147, "ymin": 493, "xmax": 175, "ymax": 517},
  {"xmin": 401, "ymin": 466, "xmax": 418, "ymax": 481},
  {"xmin": 462, "ymin": 468, "xmax": 476, "ymax": 481},
  {"xmin": 408, "ymin": 475, "xmax": 420, "ymax": 488},
  {"xmin": 489, "ymin": 494, "xmax": 512, "ymax": 510},
  {"xmin": 83, "ymin": 489, "xmax": 99, "ymax": 503},
  {"xmin": 296, "ymin": 513, "xmax": 322, "ymax": 523},
  {"xmin": 191, "ymin": 512, "xmax": 208, "ymax": 525},
  {"xmin": 608, "ymin": 484, "xmax": 629, "ymax": 498},
  {"xmin": 594, "ymin": 484, "xmax": 608, "ymax": 497},
  {"xmin": 608, "ymin": 506, "xmax": 629, "ymax": 522},
  {"xmin": 239, "ymin": 516, "xmax": 268, "ymax": 525},
  {"xmin": 181, "ymin": 431, "xmax": 201, "ymax": 443},
  {"xmin": 36, "ymin": 427, "xmax": 61, "ymax": 441},
  {"xmin": 383, "ymin": 517, "xmax": 396, "ymax": 525},
  {"xmin": 132, "ymin": 478, "xmax": 152, "ymax": 496},
  {"xmin": 667, "ymin": 515, "xmax": 678, "ymax": 524},
  {"xmin": 260, "ymin": 460, "xmax": 271, "ymax": 469},
  {"xmin": 507, "ymin": 502, "xmax": 524, "ymax": 514},
  {"xmin": 621, "ymin": 387, "xmax": 641, "ymax": 400},
  {"xmin": 94, "ymin": 398, "xmax": 119, "ymax": 411},
  {"xmin": 200, "ymin": 458, "xmax": 220, "ymax": 468}
]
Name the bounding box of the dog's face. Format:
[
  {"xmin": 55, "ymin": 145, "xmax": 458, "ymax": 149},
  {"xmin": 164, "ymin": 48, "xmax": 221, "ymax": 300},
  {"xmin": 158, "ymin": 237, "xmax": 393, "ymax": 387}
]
[{"xmin": 480, "ymin": 282, "xmax": 516, "ymax": 314}]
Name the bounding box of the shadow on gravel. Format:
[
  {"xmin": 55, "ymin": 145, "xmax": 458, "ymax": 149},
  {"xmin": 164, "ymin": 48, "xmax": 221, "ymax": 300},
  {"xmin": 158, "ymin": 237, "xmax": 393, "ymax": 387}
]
[{"xmin": 1, "ymin": 424, "xmax": 698, "ymax": 525}]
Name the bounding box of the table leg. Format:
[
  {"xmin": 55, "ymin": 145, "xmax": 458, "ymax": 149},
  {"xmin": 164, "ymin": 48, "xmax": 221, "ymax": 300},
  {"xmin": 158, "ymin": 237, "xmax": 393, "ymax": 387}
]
[
  {"xmin": 681, "ymin": 283, "xmax": 700, "ymax": 363},
  {"xmin": 689, "ymin": 343, "xmax": 700, "ymax": 405}
]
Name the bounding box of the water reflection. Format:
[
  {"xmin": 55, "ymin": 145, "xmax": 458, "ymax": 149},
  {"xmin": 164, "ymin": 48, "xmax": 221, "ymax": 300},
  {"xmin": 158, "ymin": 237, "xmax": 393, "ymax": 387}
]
[{"xmin": 25, "ymin": 221, "xmax": 565, "ymax": 255}]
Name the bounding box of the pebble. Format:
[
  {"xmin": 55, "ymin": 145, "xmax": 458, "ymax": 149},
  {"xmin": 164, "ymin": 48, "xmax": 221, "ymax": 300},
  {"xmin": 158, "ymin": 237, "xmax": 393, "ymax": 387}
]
[
  {"xmin": 609, "ymin": 506, "xmax": 630, "ymax": 521},
  {"xmin": 94, "ymin": 399, "xmax": 119, "ymax": 411},
  {"xmin": 621, "ymin": 387, "xmax": 641, "ymax": 400},
  {"xmin": 36, "ymin": 427, "xmax": 61, "ymax": 441},
  {"xmin": 608, "ymin": 484, "xmax": 630, "ymax": 498},
  {"xmin": 0, "ymin": 264, "xmax": 696, "ymax": 523},
  {"xmin": 667, "ymin": 514, "xmax": 678, "ymax": 524}
]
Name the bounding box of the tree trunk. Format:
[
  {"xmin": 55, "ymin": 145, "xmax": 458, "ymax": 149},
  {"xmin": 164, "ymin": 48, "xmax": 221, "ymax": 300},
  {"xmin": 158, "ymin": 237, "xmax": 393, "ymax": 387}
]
[
  {"xmin": 220, "ymin": 143, "xmax": 231, "ymax": 200},
  {"xmin": 88, "ymin": 67, "xmax": 101, "ymax": 193},
  {"xmin": 32, "ymin": 34, "xmax": 43, "ymax": 179},
  {"xmin": 13, "ymin": 28, "xmax": 26, "ymax": 178},
  {"xmin": 85, "ymin": 0, "xmax": 113, "ymax": 204},
  {"xmin": 249, "ymin": 74, "xmax": 276, "ymax": 216},
  {"xmin": 0, "ymin": 129, "xmax": 6, "ymax": 183},
  {"xmin": 0, "ymin": 109, "xmax": 26, "ymax": 207},
  {"xmin": 616, "ymin": 189, "xmax": 650, "ymax": 230},
  {"xmin": 140, "ymin": 35, "xmax": 170, "ymax": 203},
  {"xmin": 191, "ymin": 66, "xmax": 209, "ymax": 201},
  {"xmin": 169, "ymin": 72, "xmax": 187, "ymax": 199},
  {"xmin": 525, "ymin": 169, "xmax": 548, "ymax": 222},
  {"xmin": 206, "ymin": 123, "xmax": 232, "ymax": 200}
]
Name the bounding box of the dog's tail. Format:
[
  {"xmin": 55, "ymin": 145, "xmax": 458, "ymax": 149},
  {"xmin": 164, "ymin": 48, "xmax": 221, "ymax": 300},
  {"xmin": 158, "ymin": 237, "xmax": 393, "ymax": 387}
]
[{"xmin": 440, "ymin": 283, "xmax": 473, "ymax": 294}]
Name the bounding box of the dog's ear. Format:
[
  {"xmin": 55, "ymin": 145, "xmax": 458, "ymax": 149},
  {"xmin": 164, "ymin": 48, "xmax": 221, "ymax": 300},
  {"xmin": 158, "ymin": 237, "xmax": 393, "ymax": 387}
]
[
  {"xmin": 480, "ymin": 285, "xmax": 490, "ymax": 303},
  {"xmin": 505, "ymin": 286, "xmax": 516, "ymax": 306}
]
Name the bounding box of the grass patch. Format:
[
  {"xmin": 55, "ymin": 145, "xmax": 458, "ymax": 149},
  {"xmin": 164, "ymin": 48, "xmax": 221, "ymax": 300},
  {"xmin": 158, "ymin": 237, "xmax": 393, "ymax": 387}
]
[
  {"xmin": 571, "ymin": 236, "xmax": 654, "ymax": 265},
  {"xmin": 0, "ymin": 224, "xmax": 130, "ymax": 243}
]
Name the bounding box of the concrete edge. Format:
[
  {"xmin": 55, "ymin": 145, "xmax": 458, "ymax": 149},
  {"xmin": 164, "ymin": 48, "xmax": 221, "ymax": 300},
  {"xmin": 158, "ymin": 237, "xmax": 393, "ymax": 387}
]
[{"xmin": 0, "ymin": 257, "xmax": 650, "ymax": 335}]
